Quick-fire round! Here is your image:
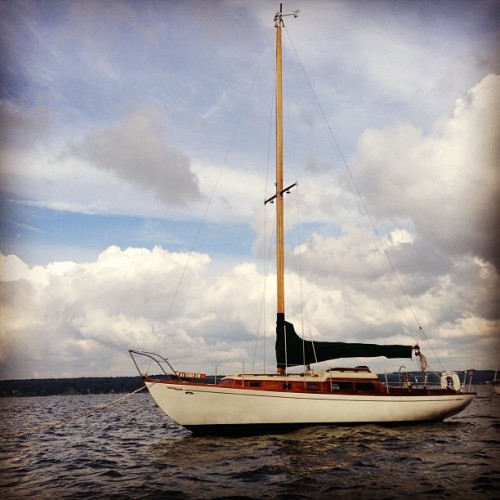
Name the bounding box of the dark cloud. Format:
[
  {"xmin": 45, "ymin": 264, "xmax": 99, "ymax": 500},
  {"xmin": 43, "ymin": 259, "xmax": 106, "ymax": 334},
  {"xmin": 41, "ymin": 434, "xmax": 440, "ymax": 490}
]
[{"xmin": 69, "ymin": 107, "xmax": 201, "ymax": 207}]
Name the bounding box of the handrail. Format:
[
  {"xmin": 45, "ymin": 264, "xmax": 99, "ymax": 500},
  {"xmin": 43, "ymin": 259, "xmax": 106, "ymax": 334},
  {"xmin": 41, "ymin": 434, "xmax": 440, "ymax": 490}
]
[{"xmin": 129, "ymin": 349, "xmax": 181, "ymax": 381}]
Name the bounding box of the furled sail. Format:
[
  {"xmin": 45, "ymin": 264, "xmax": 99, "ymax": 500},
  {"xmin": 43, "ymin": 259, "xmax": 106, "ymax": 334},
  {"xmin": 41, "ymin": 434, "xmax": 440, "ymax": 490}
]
[{"xmin": 276, "ymin": 320, "xmax": 413, "ymax": 368}]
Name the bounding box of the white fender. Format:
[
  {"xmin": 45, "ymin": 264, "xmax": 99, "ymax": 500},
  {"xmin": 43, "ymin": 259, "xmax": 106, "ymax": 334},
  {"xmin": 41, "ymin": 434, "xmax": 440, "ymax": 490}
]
[{"xmin": 441, "ymin": 371, "xmax": 462, "ymax": 391}]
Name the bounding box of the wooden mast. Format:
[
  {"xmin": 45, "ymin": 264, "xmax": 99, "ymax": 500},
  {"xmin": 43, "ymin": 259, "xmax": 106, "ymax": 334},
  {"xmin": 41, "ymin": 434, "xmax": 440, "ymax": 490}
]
[
  {"xmin": 275, "ymin": 6, "xmax": 285, "ymax": 321},
  {"xmin": 270, "ymin": 4, "xmax": 298, "ymax": 373}
]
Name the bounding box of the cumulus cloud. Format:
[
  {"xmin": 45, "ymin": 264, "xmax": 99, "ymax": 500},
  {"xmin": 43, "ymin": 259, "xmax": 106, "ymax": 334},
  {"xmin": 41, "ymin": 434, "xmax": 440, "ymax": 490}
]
[
  {"xmin": 352, "ymin": 74, "xmax": 500, "ymax": 270},
  {"xmin": 1, "ymin": 237, "xmax": 497, "ymax": 379},
  {"xmin": 0, "ymin": 246, "xmax": 285, "ymax": 378},
  {"xmin": 0, "ymin": 247, "xmax": 211, "ymax": 378},
  {"xmin": 69, "ymin": 107, "xmax": 201, "ymax": 207}
]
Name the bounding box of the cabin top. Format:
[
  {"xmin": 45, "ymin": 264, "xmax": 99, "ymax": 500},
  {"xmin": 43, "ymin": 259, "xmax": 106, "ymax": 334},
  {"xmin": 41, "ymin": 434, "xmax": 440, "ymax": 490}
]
[{"xmin": 222, "ymin": 366, "xmax": 378, "ymax": 383}]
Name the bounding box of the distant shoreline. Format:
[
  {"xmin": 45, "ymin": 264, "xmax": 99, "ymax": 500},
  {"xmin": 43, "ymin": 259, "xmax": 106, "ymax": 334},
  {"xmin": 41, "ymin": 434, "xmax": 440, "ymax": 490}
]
[{"xmin": 0, "ymin": 376, "xmax": 144, "ymax": 397}]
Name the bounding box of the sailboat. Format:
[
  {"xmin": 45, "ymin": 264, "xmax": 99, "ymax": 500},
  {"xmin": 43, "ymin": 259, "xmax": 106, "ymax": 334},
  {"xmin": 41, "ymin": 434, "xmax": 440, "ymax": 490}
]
[{"xmin": 130, "ymin": 5, "xmax": 476, "ymax": 435}]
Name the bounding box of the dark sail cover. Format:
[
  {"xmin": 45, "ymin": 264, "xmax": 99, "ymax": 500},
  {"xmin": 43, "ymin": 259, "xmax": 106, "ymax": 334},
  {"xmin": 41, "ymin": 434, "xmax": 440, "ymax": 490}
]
[{"xmin": 276, "ymin": 319, "xmax": 413, "ymax": 368}]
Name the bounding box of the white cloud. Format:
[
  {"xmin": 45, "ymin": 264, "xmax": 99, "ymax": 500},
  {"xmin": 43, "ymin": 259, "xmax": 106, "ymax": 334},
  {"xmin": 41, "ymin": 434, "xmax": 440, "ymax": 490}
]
[
  {"xmin": 353, "ymin": 74, "xmax": 500, "ymax": 270},
  {"xmin": 1, "ymin": 236, "xmax": 497, "ymax": 379},
  {"xmin": 0, "ymin": 246, "xmax": 213, "ymax": 378}
]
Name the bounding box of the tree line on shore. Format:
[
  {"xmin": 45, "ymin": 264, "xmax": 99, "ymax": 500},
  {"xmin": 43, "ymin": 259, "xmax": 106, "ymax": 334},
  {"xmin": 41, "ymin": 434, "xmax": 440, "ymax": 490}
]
[{"xmin": 0, "ymin": 376, "xmax": 145, "ymax": 397}]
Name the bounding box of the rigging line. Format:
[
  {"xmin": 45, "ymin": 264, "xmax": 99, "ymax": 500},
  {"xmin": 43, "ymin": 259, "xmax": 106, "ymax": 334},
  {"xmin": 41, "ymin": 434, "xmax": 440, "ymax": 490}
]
[
  {"xmin": 293, "ymin": 184, "xmax": 319, "ymax": 366},
  {"xmin": 286, "ymin": 179, "xmax": 318, "ymax": 366},
  {"xmin": 282, "ymin": 96, "xmax": 318, "ymax": 368},
  {"xmin": 253, "ymin": 72, "xmax": 276, "ymax": 372},
  {"xmin": 292, "ymin": 184, "xmax": 317, "ymax": 366},
  {"xmin": 5, "ymin": 386, "xmax": 147, "ymax": 438},
  {"xmin": 252, "ymin": 226, "xmax": 276, "ymax": 372},
  {"xmin": 278, "ymin": 61, "xmax": 310, "ymax": 369},
  {"xmin": 151, "ymin": 53, "xmax": 267, "ymax": 359},
  {"xmin": 283, "ymin": 26, "xmax": 444, "ymax": 370}
]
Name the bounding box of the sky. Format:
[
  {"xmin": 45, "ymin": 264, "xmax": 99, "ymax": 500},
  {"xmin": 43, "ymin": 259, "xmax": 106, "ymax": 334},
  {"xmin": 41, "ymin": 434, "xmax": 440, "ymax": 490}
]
[{"xmin": 0, "ymin": 0, "xmax": 499, "ymax": 380}]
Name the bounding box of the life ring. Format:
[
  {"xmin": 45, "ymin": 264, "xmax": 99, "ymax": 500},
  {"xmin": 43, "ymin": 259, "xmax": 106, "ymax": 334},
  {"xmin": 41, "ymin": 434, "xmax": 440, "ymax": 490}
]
[{"xmin": 440, "ymin": 371, "xmax": 462, "ymax": 391}]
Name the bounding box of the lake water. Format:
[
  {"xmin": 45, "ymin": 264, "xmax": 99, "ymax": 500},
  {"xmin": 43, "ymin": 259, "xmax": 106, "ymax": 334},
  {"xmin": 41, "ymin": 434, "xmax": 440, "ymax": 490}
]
[{"xmin": 1, "ymin": 386, "xmax": 498, "ymax": 499}]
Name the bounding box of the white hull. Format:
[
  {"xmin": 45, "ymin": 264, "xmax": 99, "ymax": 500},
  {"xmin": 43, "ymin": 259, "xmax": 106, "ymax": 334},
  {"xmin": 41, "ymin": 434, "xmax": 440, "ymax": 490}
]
[{"xmin": 145, "ymin": 380, "xmax": 475, "ymax": 433}]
